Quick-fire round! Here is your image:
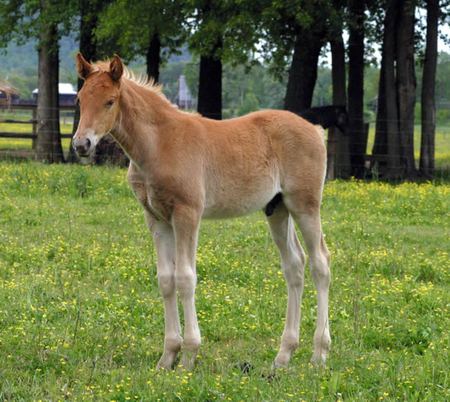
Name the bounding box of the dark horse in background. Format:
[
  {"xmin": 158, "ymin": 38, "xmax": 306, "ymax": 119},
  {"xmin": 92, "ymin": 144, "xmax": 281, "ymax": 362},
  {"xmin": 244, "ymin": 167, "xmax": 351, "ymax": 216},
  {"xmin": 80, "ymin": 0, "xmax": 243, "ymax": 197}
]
[{"xmin": 298, "ymin": 105, "xmax": 348, "ymax": 134}]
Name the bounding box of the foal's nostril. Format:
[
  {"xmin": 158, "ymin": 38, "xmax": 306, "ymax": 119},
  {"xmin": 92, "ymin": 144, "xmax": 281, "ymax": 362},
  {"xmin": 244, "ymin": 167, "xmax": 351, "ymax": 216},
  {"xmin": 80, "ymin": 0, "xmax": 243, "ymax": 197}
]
[
  {"xmin": 74, "ymin": 137, "xmax": 92, "ymax": 156},
  {"xmin": 75, "ymin": 144, "xmax": 86, "ymax": 155}
]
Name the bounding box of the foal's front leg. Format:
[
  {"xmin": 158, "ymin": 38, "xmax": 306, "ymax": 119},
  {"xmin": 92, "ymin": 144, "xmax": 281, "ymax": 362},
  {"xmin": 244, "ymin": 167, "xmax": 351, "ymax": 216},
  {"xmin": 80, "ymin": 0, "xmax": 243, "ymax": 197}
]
[
  {"xmin": 172, "ymin": 205, "xmax": 201, "ymax": 370},
  {"xmin": 146, "ymin": 213, "xmax": 183, "ymax": 369}
]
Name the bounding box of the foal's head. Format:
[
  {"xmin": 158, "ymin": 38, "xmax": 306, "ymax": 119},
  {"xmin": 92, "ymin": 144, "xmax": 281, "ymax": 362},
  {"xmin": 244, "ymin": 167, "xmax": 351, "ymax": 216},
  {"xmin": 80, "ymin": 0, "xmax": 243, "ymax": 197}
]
[{"xmin": 73, "ymin": 53, "xmax": 124, "ymax": 157}]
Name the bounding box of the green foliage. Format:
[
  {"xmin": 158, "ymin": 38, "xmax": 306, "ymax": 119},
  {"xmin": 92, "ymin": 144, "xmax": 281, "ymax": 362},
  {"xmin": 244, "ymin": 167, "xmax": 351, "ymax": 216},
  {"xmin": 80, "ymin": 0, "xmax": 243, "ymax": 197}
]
[
  {"xmin": 237, "ymin": 91, "xmax": 260, "ymax": 116},
  {"xmin": 0, "ymin": 0, "xmax": 76, "ymax": 48},
  {"xmin": 260, "ymin": 0, "xmax": 335, "ymax": 77},
  {"xmin": 222, "ymin": 63, "xmax": 285, "ymax": 112},
  {"xmin": 95, "ymin": 0, "xmax": 185, "ymax": 64},
  {"xmin": 186, "ymin": 0, "xmax": 262, "ymax": 64},
  {"xmin": 0, "ymin": 161, "xmax": 448, "ymax": 400}
]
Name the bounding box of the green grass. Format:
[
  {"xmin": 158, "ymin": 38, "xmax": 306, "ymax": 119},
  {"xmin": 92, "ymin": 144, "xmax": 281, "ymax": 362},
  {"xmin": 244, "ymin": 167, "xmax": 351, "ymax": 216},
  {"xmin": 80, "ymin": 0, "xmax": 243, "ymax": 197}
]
[{"xmin": 0, "ymin": 162, "xmax": 449, "ymax": 401}]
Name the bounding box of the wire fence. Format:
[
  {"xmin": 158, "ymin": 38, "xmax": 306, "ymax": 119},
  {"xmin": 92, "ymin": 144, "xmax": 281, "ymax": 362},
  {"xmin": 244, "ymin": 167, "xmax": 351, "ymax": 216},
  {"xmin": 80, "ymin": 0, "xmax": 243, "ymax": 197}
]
[{"xmin": 1, "ymin": 104, "xmax": 449, "ymax": 178}]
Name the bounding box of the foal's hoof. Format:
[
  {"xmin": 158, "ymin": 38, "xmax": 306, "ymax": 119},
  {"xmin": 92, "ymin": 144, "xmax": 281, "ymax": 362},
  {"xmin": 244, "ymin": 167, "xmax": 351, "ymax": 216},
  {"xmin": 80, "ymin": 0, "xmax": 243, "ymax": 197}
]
[
  {"xmin": 310, "ymin": 353, "xmax": 327, "ymax": 367},
  {"xmin": 272, "ymin": 360, "xmax": 289, "ymax": 370},
  {"xmin": 179, "ymin": 351, "xmax": 197, "ymax": 371},
  {"xmin": 156, "ymin": 352, "xmax": 178, "ymax": 370},
  {"xmin": 272, "ymin": 351, "xmax": 290, "ymax": 369}
]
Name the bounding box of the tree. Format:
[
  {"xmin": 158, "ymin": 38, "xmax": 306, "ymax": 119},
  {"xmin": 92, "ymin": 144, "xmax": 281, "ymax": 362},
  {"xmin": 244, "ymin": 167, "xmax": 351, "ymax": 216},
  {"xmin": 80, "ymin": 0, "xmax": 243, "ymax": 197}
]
[
  {"xmin": 328, "ymin": 0, "xmax": 350, "ymax": 179},
  {"xmin": 188, "ymin": 0, "xmax": 262, "ymax": 119},
  {"xmin": 96, "ymin": 0, "xmax": 185, "ymax": 82},
  {"xmin": 347, "ymin": 0, "xmax": 366, "ymax": 178},
  {"xmin": 420, "ymin": 0, "xmax": 440, "ymax": 177},
  {"xmin": 189, "ymin": 1, "xmax": 226, "ymax": 119},
  {"xmin": 68, "ymin": 0, "xmax": 111, "ymax": 163},
  {"xmin": 0, "ymin": 0, "xmax": 74, "ymax": 163},
  {"xmin": 197, "ymin": 35, "xmax": 222, "ymax": 119},
  {"xmin": 372, "ymin": 0, "xmax": 418, "ymax": 180},
  {"xmin": 373, "ymin": 0, "xmax": 401, "ymax": 177},
  {"xmin": 36, "ymin": 11, "xmax": 64, "ymax": 163},
  {"xmin": 260, "ymin": 0, "xmax": 331, "ymax": 113},
  {"xmin": 396, "ymin": 0, "xmax": 417, "ymax": 177},
  {"xmin": 284, "ymin": 26, "xmax": 325, "ymax": 112},
  {"xmin": 329, "ymin": 31, "xmax": 350, "ymax": 178}
]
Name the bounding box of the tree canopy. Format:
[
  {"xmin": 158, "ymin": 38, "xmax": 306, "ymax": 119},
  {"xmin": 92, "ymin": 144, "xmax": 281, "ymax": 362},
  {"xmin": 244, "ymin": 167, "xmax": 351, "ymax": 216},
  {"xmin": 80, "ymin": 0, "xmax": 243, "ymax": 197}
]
[{"xmin": 0, "ymin": 0, "xmax": 448, "ymax": 177}]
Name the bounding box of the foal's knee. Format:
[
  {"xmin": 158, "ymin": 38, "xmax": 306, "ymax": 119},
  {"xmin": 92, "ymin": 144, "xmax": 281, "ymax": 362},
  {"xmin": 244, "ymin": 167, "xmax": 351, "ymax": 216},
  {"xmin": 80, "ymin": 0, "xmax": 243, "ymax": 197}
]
[
  {"xmin": 283, "ymin": 261, "xmax": 305, "ymax": 288},
  {"xmin": 310, "ymin": 253, "xmax": 331, "ymax": 285},
  {"xmin": 158, "ymin": 273, "xmax": 175, "ymax": 298},
  {"xmin": 175, "ymin": 270, "xmax": 196, "ymax": 298},
  {"xmin": 282, "ymin": 249, "xmax": 306, "ymax": 288}
]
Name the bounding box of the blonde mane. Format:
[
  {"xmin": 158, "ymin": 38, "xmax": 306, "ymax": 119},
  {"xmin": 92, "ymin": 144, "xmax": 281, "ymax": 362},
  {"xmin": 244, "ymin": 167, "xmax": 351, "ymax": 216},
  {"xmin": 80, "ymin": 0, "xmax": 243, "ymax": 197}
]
[{"xmin": 91, "ymin": 59, "xmax": 192, "ymax": 113}]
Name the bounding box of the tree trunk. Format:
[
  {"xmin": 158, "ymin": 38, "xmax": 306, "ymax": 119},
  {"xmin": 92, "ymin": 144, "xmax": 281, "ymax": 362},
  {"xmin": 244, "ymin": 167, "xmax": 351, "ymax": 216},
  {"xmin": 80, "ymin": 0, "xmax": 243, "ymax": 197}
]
[
  {"xmin": 197, "ymin": 40, "xmax": 222, "ymax": 120},
  {"xmin": 146, "ymin": 32, "xmax": 161, "ymax": 82},
  {"xmin": 68, "ymin": 0, "xmax": 101, "ymax": 163},
  {"xmin": 329, "ymin": 33, "xmax": 350, "ymax": 179},
  {"xmin": 347, "ymin": 0, "xmax": 366, "ymax": 178},
  {"xmin": 420, "ymin": 0, "xmax": 439, "ymax": 177},
  {"xmin": 284, "ymin": 29, "xmax": 324, "ymax": 113},
  {"xmin": 396, "ymin": 0, "xmax": 417, "ymax": 178},
  {"xmin": 35, "ymin": 22, "xmax": 64, "ymax": 163},
  {"xmin": 372, "ymin": 53, "xmax": 388, "ymax": 174},
  {"xmin": 383, "ymin": 0, "xmax": 404, "ymax": 179}
]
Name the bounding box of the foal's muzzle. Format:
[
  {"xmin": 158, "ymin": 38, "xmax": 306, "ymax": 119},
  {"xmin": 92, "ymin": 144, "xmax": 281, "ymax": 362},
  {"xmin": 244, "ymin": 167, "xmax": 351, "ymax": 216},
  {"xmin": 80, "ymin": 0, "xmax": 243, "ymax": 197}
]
[{"xmin": 73, "ymin": 137, "xmax": 92, "ymax": 157}]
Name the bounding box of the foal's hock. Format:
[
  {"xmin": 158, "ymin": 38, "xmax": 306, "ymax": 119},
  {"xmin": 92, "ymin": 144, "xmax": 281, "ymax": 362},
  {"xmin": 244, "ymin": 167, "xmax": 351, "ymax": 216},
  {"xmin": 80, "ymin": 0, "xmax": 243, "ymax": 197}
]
[{"xmin": 73, "ymin": 53, "xmax": 331, "ymax": 369}]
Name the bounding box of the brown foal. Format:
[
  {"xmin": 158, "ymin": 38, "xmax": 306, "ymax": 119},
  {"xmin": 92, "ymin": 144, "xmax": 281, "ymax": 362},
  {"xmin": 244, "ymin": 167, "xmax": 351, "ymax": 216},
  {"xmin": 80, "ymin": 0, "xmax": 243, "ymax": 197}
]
[{"xmin": 73, "ymin": 54, "xmax": 331, "ymax": 370}]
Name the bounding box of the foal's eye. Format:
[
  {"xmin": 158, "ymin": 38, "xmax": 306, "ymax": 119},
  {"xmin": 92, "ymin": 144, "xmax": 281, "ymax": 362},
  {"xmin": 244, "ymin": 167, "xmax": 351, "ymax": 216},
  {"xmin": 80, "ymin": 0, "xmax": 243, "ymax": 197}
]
[{"xmin": 105, "ymin": 100, "xmax": 115, "ymax": 108}]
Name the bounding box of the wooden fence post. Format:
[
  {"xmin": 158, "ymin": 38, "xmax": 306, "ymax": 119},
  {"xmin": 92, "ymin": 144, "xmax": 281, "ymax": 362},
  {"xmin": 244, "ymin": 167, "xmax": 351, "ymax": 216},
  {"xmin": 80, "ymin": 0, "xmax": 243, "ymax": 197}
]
[{"xmin": 32, "ymin": 106, "xmax": 37, "ymax": 150}]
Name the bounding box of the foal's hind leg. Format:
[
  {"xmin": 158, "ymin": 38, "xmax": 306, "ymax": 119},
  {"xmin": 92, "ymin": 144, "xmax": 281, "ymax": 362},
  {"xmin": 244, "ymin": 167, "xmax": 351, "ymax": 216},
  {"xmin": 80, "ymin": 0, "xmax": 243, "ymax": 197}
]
[
  {"xmin": 285, "ymin": 197, "xmax": 331, "ymax": 366},
  {"xmin": 267, "ymin": 202, "xmax": 306, "ymax": 368},
  {"xmin": 145, "ymin": 213, "xmax": 183, "ymax": 369}
]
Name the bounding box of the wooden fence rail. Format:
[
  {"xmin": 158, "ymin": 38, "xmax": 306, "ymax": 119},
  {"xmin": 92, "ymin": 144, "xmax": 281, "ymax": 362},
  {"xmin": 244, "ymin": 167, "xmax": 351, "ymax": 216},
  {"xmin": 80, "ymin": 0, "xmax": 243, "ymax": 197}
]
[
  {"xmin": 0, "ymin": 104, "xmax": 76, "ymax": 151},
  {"xmin": 0, "ymin": 132, "xmax": 73, "ymax": 139}
]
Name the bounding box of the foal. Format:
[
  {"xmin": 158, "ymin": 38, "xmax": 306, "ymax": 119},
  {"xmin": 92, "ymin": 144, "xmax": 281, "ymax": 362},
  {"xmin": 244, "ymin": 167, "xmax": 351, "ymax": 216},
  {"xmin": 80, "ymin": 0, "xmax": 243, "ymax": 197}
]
[{"xmin": 73, "ymin": 54, "xmax": 331, "ymax": 370}]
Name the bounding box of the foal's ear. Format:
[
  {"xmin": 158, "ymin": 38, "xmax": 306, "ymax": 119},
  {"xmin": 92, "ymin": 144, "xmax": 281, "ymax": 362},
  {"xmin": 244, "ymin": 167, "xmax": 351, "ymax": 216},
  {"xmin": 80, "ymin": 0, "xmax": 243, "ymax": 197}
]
[
  {"xmin": 109, "ymin": 55, "xmax": 124, "ymax": 82},
  {"xmin": 76, "ymin": 53, "xmax": 93, "ymax": 80}
]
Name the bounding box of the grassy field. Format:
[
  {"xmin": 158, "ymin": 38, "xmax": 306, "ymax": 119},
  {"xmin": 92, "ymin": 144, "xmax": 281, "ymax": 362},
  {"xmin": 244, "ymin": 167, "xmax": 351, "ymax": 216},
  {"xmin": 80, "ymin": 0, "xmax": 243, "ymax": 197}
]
[{"xmin": 0, "ymin": 162, "xmax": 449, "ymax": 401}]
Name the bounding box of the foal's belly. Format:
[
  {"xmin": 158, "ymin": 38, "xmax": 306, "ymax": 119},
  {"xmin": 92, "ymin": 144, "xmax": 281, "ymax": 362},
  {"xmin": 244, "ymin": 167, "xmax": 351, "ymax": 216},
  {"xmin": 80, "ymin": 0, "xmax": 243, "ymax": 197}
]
[{"xmin": 202, "ymin": 175, "xmax": 280, "ymax": 219}]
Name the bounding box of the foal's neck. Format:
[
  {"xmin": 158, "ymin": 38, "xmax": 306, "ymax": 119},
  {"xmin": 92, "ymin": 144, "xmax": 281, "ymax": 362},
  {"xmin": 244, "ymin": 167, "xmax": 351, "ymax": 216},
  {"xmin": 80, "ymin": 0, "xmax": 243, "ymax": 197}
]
[{"xmin": 111, "ymin": 79, "xmax": 175, "ymax": 169}]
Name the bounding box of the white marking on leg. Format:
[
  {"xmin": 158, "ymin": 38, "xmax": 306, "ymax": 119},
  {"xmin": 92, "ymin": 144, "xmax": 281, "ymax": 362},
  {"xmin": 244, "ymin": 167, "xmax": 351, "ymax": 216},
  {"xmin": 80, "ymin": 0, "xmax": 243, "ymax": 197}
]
[
  {"xmin": 297, "ymin": 213, "xmax": 331, "ymax": 366},
  {"xmin": 148, "ymin": 215, "xmax": 182, "ymax": 369},
  {"xmin": 268, "ymin": 203, "xmax": 306, "ymax": 368},
  {"xmin": 172, "ymin": 207, "xmax": 201, "ymax": 369}
]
